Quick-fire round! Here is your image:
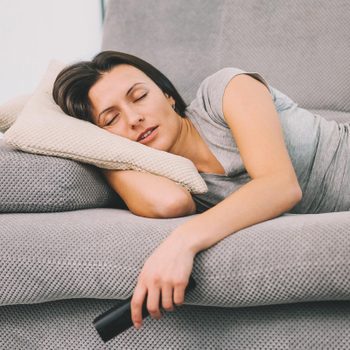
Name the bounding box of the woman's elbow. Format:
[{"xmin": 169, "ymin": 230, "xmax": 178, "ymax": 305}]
[
  {"xmin": 157, "ymin": 192, "xmax": 197, "ymax": 218},
  {"xmin": 293, "ymin": 184, "xmax": 303, "ymax": 202}
]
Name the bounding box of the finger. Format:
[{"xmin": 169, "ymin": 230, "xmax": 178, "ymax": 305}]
[
  {"xmin": 173, "ymin": 282, "xmax": 186, "ymax": 306},
  {"xmin": 161, "ymin": 283, "xmax": 175, "ymax": 311},
  {"xmin": 147, "ymin": 286, "xmax": 162, "ymax": 319},
  {"xmin": 131, "ymin": 284, "xmax": 147, "ymax": 327}
]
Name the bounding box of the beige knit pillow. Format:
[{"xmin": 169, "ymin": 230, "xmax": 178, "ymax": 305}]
[
  {"xmin": 3, "ymin": 60, "xmax": 207, "ymax": 194},
  {"xmin": 0, "ymin": 94, "xmax": 30, "ymax": 133}
]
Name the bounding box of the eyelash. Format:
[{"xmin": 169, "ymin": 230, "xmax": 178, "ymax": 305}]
[{"xmin": 105, "ymin": 93, "xmax": 148, "ymax": 126}]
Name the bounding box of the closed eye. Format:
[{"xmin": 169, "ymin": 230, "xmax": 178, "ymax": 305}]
[
  {"xmin": 104, "ymin": 94, "xmax": 148, "ymax": 127},
  {"xmin": 105, "ymin": 116, "xmax": 118, "ymax": 126},
  {"xmin": 136, "ymin": 93, "xmax": 147, "ymax": 101}
]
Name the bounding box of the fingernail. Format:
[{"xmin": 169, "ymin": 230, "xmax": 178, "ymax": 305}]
[{"xmin": 135, "ymin": 322, "xmax": 141, "ymax": 329}]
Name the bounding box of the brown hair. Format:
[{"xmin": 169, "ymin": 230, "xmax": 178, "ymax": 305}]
[{"xmin": 52, "ymin": 50, "xmax": 188, "ymax": 123}]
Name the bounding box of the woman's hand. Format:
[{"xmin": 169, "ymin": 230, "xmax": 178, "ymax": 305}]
[{"xmin": 130, "ymin": 231, "xmax": 196, "ymax": 329}]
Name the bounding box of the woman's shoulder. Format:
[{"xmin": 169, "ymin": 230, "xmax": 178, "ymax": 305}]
[
  {"xmin": 186, "ymin": 66, "xmax": 274, "ymax": 125},
  {"xmin": 199, "ymin": 67, "xmax": 246, "ymax": 89},
  {"xmin": 196, "ymin": 67, "xmax": 247, "ymax": 99},
  {"xmin": 185, "ymin": 68, "xmax": 246, "ymax": 125},
  {"xmin": 200, "ymin": 67, "xmax": 273, "ymax": 97}
]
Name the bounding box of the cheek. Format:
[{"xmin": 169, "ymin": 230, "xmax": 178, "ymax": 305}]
[
  {"xmin": 104, "ymin": 123, "xmax": 129, "ymax": 139},
  {"xmin": 150, "ymin": 94, "xmax": 172, "ymax": 113},
  {"xmin": 104, "ymin": 128, "xmax": 121, "ymax": 138}
]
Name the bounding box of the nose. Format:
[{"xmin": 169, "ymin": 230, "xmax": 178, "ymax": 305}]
[{"xmin": 124, "ymin": 106, "xmax": 144, "ymax": 128}]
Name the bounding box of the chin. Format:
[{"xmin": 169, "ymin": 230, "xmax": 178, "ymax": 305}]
[
  {"xmin": 149, "ymin": 142, "xmax": 167, "ymax": 152},
  {"xmin": 148, "ymin": 144, "xmax": 162, "ymax": 151}
]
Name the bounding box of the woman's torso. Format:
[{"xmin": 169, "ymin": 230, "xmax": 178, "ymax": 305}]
[{"xmin": 185, "ymin": 67, "xmax": 350, "ymax": 214}]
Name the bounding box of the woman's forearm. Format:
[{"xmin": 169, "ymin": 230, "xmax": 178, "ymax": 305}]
[
  {"xmin": 170, "ymin": 174, "xmax": 302, "ymax": 254},
  {"xmin": 102, "ymin": 169, "xmax": 192, "ymax": 217}
]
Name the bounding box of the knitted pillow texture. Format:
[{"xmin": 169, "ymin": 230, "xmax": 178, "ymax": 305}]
[
  {"xmin": 0, "ymin": 94, "xmax": 30, "ymax": 133},
  {"xmin": 3, "ymin": 60, "xmax": 207, "ymax": 194}
]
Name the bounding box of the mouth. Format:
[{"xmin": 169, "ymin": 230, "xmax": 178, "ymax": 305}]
[{"xmin": 137, "ymin": 126, "xmax": 159, "ymax": 144}]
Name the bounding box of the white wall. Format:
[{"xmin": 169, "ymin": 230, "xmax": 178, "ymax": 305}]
[
  {"xmin": 0, "ymin": 0, "xmax": 103, "ymax": 105},
  {"xmin": 0, "ymin": 0, "xmax": 103, "ymax": 138}
]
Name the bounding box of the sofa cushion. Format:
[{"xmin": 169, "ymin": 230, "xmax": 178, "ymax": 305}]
[
  {"xmin": 1, "ymin": 298, "xmax": 350, "ymax": 349},
  {"xmin": 0, "ymin": 139, "xmax": 126, "ymax": 213},
  {"xmin": 1, "ymin": 208, "xmax": 349, "ymax": 307},
  {"xmin": 102, "ymin": 0, "xmax": 350, "ymax": 112},
  {"xmin": 3, "ymin": 60, "xmax": 207, "ymax": 195}
]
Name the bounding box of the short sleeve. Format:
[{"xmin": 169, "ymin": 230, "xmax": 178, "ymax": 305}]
[{"xmin": 196, "ymin": 67, "xmax": 274, "ymax": 126}]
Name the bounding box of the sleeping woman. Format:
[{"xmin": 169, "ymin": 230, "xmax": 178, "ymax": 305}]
[{"xmin": 52, "ymin": 50, "xmax": 348, "ymax": 330}]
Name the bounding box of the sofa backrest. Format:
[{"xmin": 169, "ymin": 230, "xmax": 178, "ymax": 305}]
[{"xmin": 102, "ymin": 0, "xmax": 349, "ymax": 113}]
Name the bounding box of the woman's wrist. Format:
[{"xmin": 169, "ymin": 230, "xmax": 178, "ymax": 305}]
[{"xmin": 169, "ymin": 226, "xmax": 202, "ymax": 256}]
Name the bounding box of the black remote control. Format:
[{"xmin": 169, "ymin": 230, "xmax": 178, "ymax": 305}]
[{"xmin": 93, "ymin": 276, "xmax": 197, "ymax": 342}]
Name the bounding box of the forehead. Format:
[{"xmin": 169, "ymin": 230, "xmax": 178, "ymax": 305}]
[
  {"xmin": 88, "ymin": 64, "xmax": 156, "ymax": 122},
  {"xmin": 96, "ymin": 64, "xmax": 150, "ymax": 90},
  {"xmin": 88, "ymin": 64, "xmax": 153, "ymax": 108}
]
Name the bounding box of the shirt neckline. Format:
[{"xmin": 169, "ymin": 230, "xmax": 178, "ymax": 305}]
[{"xmin": 186, "ymin": 114, "xmax": 228, "ymax": 177}]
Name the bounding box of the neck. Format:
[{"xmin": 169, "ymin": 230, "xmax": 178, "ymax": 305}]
[{"xmin": 168, "ymin": 117, "xmax": 204, "ymax": 167}]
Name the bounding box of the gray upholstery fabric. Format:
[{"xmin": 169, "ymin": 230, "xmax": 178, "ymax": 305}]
[
  {"xmin": 0, "ymin": 139, "xmax": 126, "ymax": 213},
  {"xmin": 1, "ymin": 298, "xmax": 350, "ymax": 349},
  {"xmin": 102, "ymin": 0, "xmax": 350, "ymax": 112},
  {"xmin": 1, "ymin": 0, "xmax": 350, "ymax": 348},
  {"xmin": 1, "ymin": 208, "xmax": 350, "ymax": 308}
]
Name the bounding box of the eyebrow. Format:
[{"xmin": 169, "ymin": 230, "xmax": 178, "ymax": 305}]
[{"xmin": 97, "ymin": 82, "xmax": 146, "ymax": 123}]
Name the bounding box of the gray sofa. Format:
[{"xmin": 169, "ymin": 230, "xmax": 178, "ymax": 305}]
[{"xmin": 1, "ymin": 1, "xmax": 350, "ymax": 349}]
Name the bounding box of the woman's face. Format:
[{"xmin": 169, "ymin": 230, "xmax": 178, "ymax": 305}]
[{"xmin": 88, "ymin": 64, "xmax": 181, "ymax": 152}]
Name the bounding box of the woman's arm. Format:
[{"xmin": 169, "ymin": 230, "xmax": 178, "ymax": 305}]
[
  {"xmin": 171, "ymin": 174, "xmax": 301, "ymax": 254},
  {"xmin": 168, "ymin": 73, "xmax": 303, "ymax": 253},
  {"xmin": 129, "ymin": 73, "xmax": 303, "ymax": 327},
  {"xmin": 130, "ymin": 172, "xmax": 301, "ymax": 327},
  {"xmin": 102, "ymin": 169, "xmax": 196, "ymax": 218},
  {"xmin": 130, "ymin": 173, "xmax": 301, "ymax": 328}
]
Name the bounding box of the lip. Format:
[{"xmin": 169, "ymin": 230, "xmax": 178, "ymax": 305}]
[
  {"xmin": 138, "ymin": 126, "xmax": 159, "ymax": 144},
  {"xmin": 137, "ymin": 126, "xmax": 158, "ymax": 142}
]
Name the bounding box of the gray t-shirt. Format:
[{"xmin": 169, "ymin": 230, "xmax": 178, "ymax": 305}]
[{"xmin": 185, "ymin": 67, "xmax": 349, "ymax": 214}]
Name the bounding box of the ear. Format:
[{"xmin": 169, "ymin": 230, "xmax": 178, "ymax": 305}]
[{"xmin": 164, "ymin": 92, "xmax": 175, "ymax": 105}]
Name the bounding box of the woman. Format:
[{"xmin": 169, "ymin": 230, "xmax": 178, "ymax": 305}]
[{"xmin": 53, "ymin": 50, "xmax": 344, "ymax": 330}]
